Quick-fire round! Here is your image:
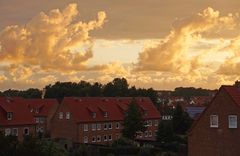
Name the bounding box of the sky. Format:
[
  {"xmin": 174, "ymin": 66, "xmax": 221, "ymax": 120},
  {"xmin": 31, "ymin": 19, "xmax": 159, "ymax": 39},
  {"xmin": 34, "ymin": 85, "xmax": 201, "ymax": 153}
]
[{"xmin": 1, "ymin": 0, "xmax": 240, "ymax": 91}]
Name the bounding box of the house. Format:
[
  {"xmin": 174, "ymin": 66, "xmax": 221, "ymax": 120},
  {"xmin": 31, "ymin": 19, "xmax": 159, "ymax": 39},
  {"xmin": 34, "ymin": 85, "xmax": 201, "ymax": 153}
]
[
  {"xmin": 25, "ymin": 99, "xmax": 59, "ymax": 136},
  {"xmin": 188, "ymin": 85, "xmax": 240, "ymax": 156},
  {"xmin": 0, "ymin": 97, "xmax": 36, "ymax": 141},
  {"xmin": 51, "ymin": 97, "xmax": 160, "ymax": 147}
]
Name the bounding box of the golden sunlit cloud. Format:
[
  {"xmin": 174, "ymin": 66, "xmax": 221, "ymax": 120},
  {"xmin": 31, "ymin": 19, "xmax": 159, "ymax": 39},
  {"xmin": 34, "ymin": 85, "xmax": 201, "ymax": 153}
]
[
  {"xmin": 135, "ymin": 7, "xmax": 238, "ymax": 74},
  {"xmin": 0, "ymin": 3, "xmax": 106, "ymax": 74}
]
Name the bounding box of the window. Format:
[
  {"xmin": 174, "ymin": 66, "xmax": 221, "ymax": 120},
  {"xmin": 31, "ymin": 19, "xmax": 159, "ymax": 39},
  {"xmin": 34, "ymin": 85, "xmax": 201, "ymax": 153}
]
[
  {"xmin": 139, "ymin": 132, "xmax": 143, "ymax": 138},
  {"xmin": 103, "ymin": 135, "xmax": 107, "ymax": 141},
  {"xmin": 116, "ymin": 122, "xmax": 120, "ymax": 129},
  {"xmin": 108, "ymin": 123, "xmax": 112, "ymax": 129},
  {"xmin": 92, "ymin": 112, "xmax": 96, "ymax": 118},
  {"xmin": 92, "ymin": 136, "xmax": 96, "ymax": 142},
  {"xmin": 97, "ymin": 123, "xmax": 101, "ymax": 130},
  {"xmin": 84, "ymin": 124, "xmax": 88, "ymax": 131},
  {"xmin": 229, "ymin": 115, "xmax": 237, "ymax": 128},
  {"xmin": 12, "ymin": 128, "xmax": 18, "ymax": 136},
  {"xmin": 23, "ymin": 127, "xmax": 29, "ymax": 135},
  {"xmin": 84, "ymin": 136, "xmax": 88, "ymax": 143},
  {"xmin": 210, "ymin": 115, "xmax": 218, "ymax": 128},
  {"xmin": 148, "ymin": 120, "xmax": 152, "ymax": 126},
  {"xmin": 97, "ymin": 135, "xmax": 101, "ymax": 142},
  {"xmin": 104, "ymin": 123, "xmax": 107, "ymax": 130},
  {"xmin": 144, "ymin": 131, "xmax": 148, "ymax": 137},
  {"xmin": 116, "ymin": 134, "xmax": 120, "ymax": 139},
  {"xmin": 36, "ymin": 127, "xmax": 44, "ymax": 133},
  {"xmin": 154, "ymin": 130, "xmax": 158, "ymax": 136},
  {"xmin": 148, "ymin": 131, "xmax": 152, "ymax": 137},
  {"xmin": 66, "ymin": 112, "xmax": 70, "ymax": 120},
  {"xmin": 39, "ymin": 117, "xmax": 45, "ymax": 123},
  {"xmin": 104, "ymin": 112, "xmax": 108, "ymax": 118},
  {"xmin": 5, "ymin": 128, "xmax": 11, "ymax": 136},
  {"xmin": 108, "ymin": 134, "xmax": 112, "ymax": 141},
  {"xmin": 59, "ymin": 112, "xmax": 63, "ymax": 119},
  {"xmin": 154, "ymin": 120, "xmax": 158, "ymax": 126},
  {"xmin": 35, "ymin": 117, "xmax": 40, "ymax": 123},
  {"xmin": 7, "ymin": 112, "xmax": 13, "ymax": 120},
  {"xmin": 92, "ymin": 124, "xmax": 96, "ymax": 131}
]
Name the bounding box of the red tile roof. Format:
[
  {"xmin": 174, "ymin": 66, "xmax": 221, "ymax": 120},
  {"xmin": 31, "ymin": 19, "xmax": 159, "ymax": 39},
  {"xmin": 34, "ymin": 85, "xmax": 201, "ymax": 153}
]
[
  {"xmin": 61, "ymin": 97, "xmax": 160, "ymax": 123},
  {"xmin": 223, "ymin": 86, "xmax": 240, "ymax": 107},
  {"xmin": 25, "ymin": 99, "xmax": 58, "ymax": 116},
  {"xmin": 0, "ymin": 97, "xmax": 35, "ymax": 126}
]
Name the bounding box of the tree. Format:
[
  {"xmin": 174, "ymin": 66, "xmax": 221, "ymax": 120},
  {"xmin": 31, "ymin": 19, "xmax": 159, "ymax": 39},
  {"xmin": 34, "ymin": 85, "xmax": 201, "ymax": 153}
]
[
  {"xmin": 122, "ymin": 98, "xmax": 146, "ymax": 140},
  {"xmin": 157, "ymin": 120, "xmax": 175, "ymax": 143},
  {"xmin": 103, "ymin": 78, "xmax": 129, "ymax": 97},
  {"xmin": 172, "ymin": 104, "xmax": 193, "ymax": 135}
]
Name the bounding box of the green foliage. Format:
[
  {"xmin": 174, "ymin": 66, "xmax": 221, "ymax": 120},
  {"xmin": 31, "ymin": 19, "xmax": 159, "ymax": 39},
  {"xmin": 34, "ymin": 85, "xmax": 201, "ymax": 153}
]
[
  {"xmin": 157, "ymin": 120, "xmax": 175, "ymax": 143},
  {"xmin": 112, "ymin": 137, "xmax": 136, "ymax": 147},
  {"xmin": 122, "ymin": 98, "xmax": 147, "ymax": 140},
  {"xmin": 38, "ymin": 140, "xmax": 68, "ymax": 156},
  {"xmin": 138, "ymin": 147, "xmax": 152, "ymax": 156},
  {"xmin": 1, "ymin": 88, "xmax": 41, "ymax": 98},
  {"xmin": 0, "ymin": 133, "xmax": 18, "ymax": 156},
  {"xmin": 171, "ymin": 87, "xmax": 213, "ymax": 99},
  {"xmin": 172, "ymin": 105, "xmax": 193, "ymax": 135},
  {"xmin": 71, "ymin": 144, "xmax": 88, "ymax": 156}
]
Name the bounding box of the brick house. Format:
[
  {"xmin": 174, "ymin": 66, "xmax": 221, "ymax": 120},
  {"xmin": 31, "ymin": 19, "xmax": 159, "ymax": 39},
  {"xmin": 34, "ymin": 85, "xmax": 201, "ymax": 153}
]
[
  {"xmin": 51, "ymin": 97, "xmax": 160, "ymax": 146},
  {"xmin": 0, "ymin": 97, "xmax": 36, "ymax": 141},
  {"xmin": 188, "ymin": 85, "xmax": 240, "ymax": 156},
  {"xmin": 25, "ymin": 99, "xmax": 59, "ymax": 136}
]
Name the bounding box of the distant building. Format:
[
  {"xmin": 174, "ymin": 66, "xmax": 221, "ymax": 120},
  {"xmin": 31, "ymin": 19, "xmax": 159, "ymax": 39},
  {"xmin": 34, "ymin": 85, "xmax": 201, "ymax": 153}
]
[
  {"xmin": 185, "ymin": 106, "xmax": 205, "ymax": 120},
  {"xmin": 51, "ymin": 97, "xmax": 160, "ymax": 147},
  {"xmin": 0, "ymin": 97, "xmax": 36, "ymax": 141},
  {"xmin": 188, "ymin": 85, "xmax": 240, "ymax": 156}
]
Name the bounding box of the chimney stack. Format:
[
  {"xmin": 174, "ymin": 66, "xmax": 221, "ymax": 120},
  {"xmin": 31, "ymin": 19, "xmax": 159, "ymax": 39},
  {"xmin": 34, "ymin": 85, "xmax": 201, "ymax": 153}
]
[
  {"xmin": 234, "ymin": 80, "xmax": 240, "ymax": 88},
  {"xmin": 41, "ymin": 88, "xmax": 46, "ymax": 99}
]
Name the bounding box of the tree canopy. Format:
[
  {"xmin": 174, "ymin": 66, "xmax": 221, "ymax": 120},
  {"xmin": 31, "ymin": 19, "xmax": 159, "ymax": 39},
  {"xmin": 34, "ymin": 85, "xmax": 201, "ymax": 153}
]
[{"xmin": 122, "ymin": 98, "xmax": 146, "ymax": 140}]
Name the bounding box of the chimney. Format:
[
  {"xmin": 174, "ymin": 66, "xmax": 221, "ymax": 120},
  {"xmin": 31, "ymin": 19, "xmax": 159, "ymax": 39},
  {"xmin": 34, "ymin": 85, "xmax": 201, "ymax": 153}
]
[
  {"xmin": 41, "ymin": 88, "xmax": 46, "ymax": 99},
  {"xmin": 234, "ymin": 80, "xmax": 240, "ymax": 88}
]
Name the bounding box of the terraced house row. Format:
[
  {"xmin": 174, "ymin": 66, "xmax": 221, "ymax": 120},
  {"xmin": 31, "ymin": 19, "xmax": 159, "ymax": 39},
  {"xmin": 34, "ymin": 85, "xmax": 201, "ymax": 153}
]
[{"xmin": 0, "ymin": 96, "xmax": 161, "ymax": 146}]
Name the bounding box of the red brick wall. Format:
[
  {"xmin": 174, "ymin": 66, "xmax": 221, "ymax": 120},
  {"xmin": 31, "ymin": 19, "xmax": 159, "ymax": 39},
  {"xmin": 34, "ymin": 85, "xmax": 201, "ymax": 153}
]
[
  {"xmin": 77, "ymin": 118, "xmax": 159, "ymax": 145},
  {"xmin": 188, "ymin": 89, "xmax": 240, "ymax": 156},
  {"xmin": 0, "ymin": 125, "xmax": 36, "ymax": 141},
  {"xmin": 51, "ymin": 102, "xmax": 77, "ymax": 142}
]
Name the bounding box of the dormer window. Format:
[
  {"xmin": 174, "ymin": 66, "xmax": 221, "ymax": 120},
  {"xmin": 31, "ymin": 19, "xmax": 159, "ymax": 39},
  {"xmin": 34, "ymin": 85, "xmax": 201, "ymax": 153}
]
[
  {"xmin": 7, "ymin": 112, "xmax": 13, "ymax": 120},
  {"xmin": 104, "ymin": 112, "xmax": 108, "ymax": 118},
  {"xmin": 66, "ymin": 112, "xmax": 71, "ymax": 120},
  {"xmin": 35, "ymin": 108, "xmax": 39, "ymax": 114},
  {"xmin": 92, "ymin": 112, "xmax": 96, "ymax": 118}
]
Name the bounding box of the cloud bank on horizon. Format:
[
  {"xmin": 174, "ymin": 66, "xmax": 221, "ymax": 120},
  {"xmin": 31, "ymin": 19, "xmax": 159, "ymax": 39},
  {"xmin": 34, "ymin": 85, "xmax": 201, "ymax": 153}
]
[{"xmin": 1, "ymin": 2, "xmax": 240, "ymax": 90}]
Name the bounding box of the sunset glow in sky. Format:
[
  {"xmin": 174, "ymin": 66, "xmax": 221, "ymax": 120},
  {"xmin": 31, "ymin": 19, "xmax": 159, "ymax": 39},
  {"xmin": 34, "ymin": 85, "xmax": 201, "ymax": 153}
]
[{"xmin": 1, "ymin": 0, "xmax": 240, "ymax": 90}]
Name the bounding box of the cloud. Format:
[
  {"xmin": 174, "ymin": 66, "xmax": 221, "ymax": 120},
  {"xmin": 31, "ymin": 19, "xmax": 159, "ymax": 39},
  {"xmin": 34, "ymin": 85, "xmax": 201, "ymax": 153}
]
[
  {"xmin": 0, "ymin": 75, "xmax": 7, "ymax": 82},
  {"xmin": 135, "ymin": 7, "xmax": 238, "ymax": 74},
  {"xmin": 0, "ymin": 3, "xmax": 106, "ymax": 73}
]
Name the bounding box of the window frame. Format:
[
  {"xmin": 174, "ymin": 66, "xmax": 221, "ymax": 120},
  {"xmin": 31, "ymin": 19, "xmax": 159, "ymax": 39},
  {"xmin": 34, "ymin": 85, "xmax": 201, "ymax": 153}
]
[
  {"xmin": 59, "ymin": 112, "xmax": 63, "ymax": 119},
  {"xmin": 23, "ymin": 127, "xmax": 30, "ymax": 135},
  {"xmin": 92, "ymin": 123, "xmax": 96, "ymax": 131},
  {"xmin": 66, "ymin": 112, "xmax": 71, "ymax": 120},
  {"xmin": 84, "ymin": 124, "xmax": 88, "ymax": 131},
  {"xmin": 228, "ymin": 115, "xmax": 237, "ymax": 129},
  {"xmin": 84, "ymin": 136, "xmax": 88, "ymax": 143},
  {"xmin": 210, "ymin": 115, "xmax": 219, "ymax": 128},
  {"xmin": 116, "ymin": 122, "xmax": 120, "ymax": 129},
  {"xmin": 97, "ymin": 123, "xmax": 101, "ymax": 130}
]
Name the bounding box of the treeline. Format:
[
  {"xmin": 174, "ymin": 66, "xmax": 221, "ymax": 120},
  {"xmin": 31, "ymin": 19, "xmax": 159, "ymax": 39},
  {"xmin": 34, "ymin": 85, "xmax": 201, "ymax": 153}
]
[
  {"xmin": 0, "ymin": 78, "xmax": 157, "ymax": 103},
  {"xmin": 171, "ymin": 87, "xmax": 216, "ymax": 99}
]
